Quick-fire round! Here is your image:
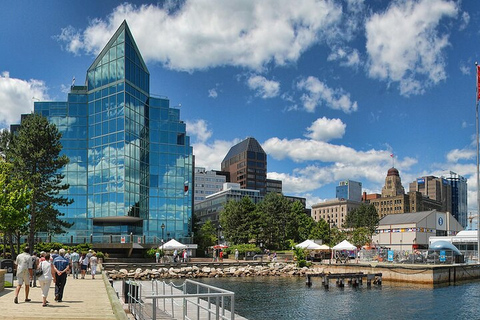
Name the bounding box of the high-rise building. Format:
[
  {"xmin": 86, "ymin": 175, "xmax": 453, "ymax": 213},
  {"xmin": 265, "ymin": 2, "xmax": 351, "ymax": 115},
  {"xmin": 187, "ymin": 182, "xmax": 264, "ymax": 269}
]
[
  {"xmin": 446, "ymin": 172, "xmax": 468, "ymax": 228},
  {"xmin": 409, "ymin": 176, "xmax": 452, "ymax": 214},
  {"xmin": 336, "ymin": 180, "xmax": 362, "ymax": 202},
  {"xmin": 221, "ymin": 137, "xmax": 267, "ymax": 194},
  {"xmin": 366, "ymin": 168, "xmax": 442, "ymax": 218},
  {"xmin": 16, "ymin": 22, "xmax": 193, "ymax": 244},
  {"xmin": 194, "ymin": 167, "xmax": 226, "ymax": 204}
]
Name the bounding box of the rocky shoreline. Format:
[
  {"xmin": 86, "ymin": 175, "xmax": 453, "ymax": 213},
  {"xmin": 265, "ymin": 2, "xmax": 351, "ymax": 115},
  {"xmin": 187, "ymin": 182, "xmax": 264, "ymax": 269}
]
[{"xmin": 106, "ymin": 262, "xmax": 322, "ymax": 280}]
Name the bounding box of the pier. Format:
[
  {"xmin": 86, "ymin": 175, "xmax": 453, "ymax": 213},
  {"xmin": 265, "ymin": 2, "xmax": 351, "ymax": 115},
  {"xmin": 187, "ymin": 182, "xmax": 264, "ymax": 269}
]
[{"xmin": 305, "ymin": 272, "xmax": 382, "ymax": 288}]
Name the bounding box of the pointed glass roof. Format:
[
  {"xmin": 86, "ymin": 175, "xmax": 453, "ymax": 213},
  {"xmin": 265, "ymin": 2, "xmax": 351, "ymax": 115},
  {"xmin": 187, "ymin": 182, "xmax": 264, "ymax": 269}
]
[{"xmin": 87, "ymin": 20, "xmax": 149, "ymax": 74}]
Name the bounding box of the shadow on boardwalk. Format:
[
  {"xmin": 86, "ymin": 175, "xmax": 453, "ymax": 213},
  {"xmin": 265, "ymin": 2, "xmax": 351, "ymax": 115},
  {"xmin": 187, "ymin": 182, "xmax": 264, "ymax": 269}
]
[{"xmin": 0, "ymin": 272, "xmax": 124, "ymax": 320}]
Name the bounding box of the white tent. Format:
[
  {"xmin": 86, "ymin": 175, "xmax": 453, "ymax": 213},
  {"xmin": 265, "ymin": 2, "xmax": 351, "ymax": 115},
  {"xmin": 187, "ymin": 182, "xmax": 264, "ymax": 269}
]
[
  {"xmin": 296, "ymin": 239, "xmax": 330, "ymax": 250},
  {"xmin": 161, "ymin": 239, "xmax": 186, "ymax": 250},
  {"xmin": 332, "ymin": 240, "xmax": 356, "ymax": 250}
]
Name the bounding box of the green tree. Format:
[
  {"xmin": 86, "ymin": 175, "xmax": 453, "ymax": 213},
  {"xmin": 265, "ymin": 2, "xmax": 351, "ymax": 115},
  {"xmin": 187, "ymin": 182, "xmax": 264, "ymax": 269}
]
[
  {"xmin": 286, "ymin": 201, "xmax": 314, "ymax": 243},
  {"xmin": 351, "ymin": 227, "xmax": 371, "ymax": 247},
  {"xmin": 256, "ymin": 192, "xmax": 292, "ymax": 249},
  {"xmin": 0, "ymin": 161, "xmax": 32, "ymax": 256},
  {"xmin": 220, "ymin": 197, "xmax": 256, "ymax": 244},
  {"xmin": 309, "ymin": 219, "xmax": 330, "ymax": 244},
  {"xmin": 345, "ymin": 203, "xmax": 379, "ymax": 236},
  {"xmin": 195, "ymin": 220, "xmax": 217, "ymax": 256},
  {"xmin": 6, "ymin": 113, "xmax": 73, "ymax": 252}
]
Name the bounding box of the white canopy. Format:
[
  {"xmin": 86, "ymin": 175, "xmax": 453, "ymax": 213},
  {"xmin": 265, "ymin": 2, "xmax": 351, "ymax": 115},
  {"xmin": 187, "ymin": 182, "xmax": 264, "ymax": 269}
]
[
  {"xmin": 296, "ymin": 239, "xmax": 330, "ymax": 250},
  {"xmin": 160, "ymin": 239, "xmax": 186, "ymax": 250},
  {"xmin": 332, "ymin": 240, "xmax": 356, "ymax": 251}
]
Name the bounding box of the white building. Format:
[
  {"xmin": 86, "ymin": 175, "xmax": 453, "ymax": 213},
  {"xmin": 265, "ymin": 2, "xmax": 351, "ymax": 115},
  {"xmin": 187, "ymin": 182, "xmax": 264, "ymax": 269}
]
[
  {"xmin": 372, "ymin": 210, "xmax": 463, "ymax": 251},
  {"xmin": 194, "ymin": 167, "xmax": 226, "ymax": 204}
]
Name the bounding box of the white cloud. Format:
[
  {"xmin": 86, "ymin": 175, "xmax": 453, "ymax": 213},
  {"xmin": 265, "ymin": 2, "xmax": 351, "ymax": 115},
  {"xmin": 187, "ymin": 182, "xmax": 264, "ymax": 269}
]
[
  {"xmin": 327, "ymin": 47, "xmax": 361, "ymax": 67},
  {"xmin": 446, "ymin": 148, "xmax": 475, "ymax": 163},
  {"xmin": 304, "ymin": 117, "xmax": 346, "ymax": 142},
  {"xmin": 186, "ymin": 119, "xmax": 212, "ymax": 143},
  {"xmin": 459, "ymin": 11, "xmax": 470, "ymax": 31},
  {"xmin": 208, "ymin": 88, "xmax": 218, "ymax": 99},
  {"xmin": 247, "ymin": 75, "xmax": 280, "ymax": 98},
  {"xmin": 365, "ymin": 0, "xmax": 458, "ymax": 96},
  {"xmin": 192, "ymin": 139, "xmax": 238, "ymax": 171},
  {"xmin": 296, "ymin": 76, "xmax": 358, "ymax": 113},
  {"xmin": 56, "ymin": 1, "xmax": 343, "ymax": 71},
  {"xmin": 0, "ymin": 71, "xmax": 49, "ymax": 128}
]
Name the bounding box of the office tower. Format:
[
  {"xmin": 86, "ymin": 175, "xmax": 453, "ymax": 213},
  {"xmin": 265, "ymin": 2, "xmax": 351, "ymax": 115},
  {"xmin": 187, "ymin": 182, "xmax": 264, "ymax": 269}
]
[
  {"xmin": 20, "ymin": 21, "xmax": 193, "ymax": 243},
  {"xmin": 221, "ymin": 137, "xmax": 267, "ymax": 195},
  {"xmin": 446, "ymin": 172, "xmax": 468, "ymax": 228},
  {"xmin": 336, "ymin": 180, "xmax": 362, "ymax": 202}
]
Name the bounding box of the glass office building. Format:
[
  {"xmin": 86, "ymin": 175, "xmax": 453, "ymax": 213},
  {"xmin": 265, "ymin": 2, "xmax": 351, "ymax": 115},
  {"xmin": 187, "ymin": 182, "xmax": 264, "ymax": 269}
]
[{"xmin": 31, "ymin": 21, "xmax": 193, "ymax": 243}]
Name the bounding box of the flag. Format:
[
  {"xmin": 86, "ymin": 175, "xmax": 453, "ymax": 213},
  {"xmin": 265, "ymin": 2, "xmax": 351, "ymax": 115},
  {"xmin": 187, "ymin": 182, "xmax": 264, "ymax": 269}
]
[
  {"xmin": 390, "ymin": 154, "xmax": 394, "ymax": 158},
  {"xmin": 477, "ymin": 65, "xmax": 480, "ymax": 101}
]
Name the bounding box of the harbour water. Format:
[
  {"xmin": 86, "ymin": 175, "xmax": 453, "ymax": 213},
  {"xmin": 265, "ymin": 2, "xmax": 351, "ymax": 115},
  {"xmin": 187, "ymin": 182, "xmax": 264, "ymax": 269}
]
[{"xmin": 191, "ymin": 277, "xmax": 480, "ymax": 320}]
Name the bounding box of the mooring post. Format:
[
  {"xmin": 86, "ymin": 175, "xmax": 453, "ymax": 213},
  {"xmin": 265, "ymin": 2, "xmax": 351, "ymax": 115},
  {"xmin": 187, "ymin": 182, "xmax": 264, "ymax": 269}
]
[{"xmin": 306, "ymin": 274, "xmax": 312, "ymax": 287}]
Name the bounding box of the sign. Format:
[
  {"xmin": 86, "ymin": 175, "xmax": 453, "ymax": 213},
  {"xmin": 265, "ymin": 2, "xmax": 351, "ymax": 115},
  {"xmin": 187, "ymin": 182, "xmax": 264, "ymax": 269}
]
[
  {"xmin": 121, "ymin": 236, "xmax": 126, "ymax": 244},
  {"xmin": 417, "ymin": 178, "xmax": 425, "ymax": 184},
  {"xmin": 388, "ymin": 250, "xmax": 394, "ymax": 262},
  {"xmin": 137, "ymin": 236, "xmax": 142, "ymax": 244},
  {"xmin": 439, "ymin": 250, "xmax": 446, "ymax": 262}
]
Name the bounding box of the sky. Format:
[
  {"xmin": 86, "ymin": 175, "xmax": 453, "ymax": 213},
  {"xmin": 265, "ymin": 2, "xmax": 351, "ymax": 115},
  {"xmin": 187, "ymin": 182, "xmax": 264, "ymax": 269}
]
[{"xmin": 1, "ymin": 0, "xmax": 480, "ymax": 220}]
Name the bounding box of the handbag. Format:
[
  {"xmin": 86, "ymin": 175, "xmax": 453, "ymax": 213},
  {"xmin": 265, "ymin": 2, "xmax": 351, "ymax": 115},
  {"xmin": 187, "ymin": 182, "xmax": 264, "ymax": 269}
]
[{"xmin": 35, "ymin": 262, "xmax": 43, "ymax": 277}]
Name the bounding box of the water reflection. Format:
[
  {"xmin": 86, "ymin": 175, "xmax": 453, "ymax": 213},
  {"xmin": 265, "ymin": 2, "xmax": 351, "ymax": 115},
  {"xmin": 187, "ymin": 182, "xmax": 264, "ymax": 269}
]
[{"xmin": 188, "ymin": 277, "xmax": 480, "ymax": 320}]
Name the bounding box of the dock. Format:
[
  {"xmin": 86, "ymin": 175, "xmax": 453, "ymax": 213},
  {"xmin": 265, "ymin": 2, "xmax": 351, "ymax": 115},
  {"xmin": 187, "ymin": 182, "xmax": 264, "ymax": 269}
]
[{"xmin": 305, "ymin": 272, "xmax": 383, "ymax": 289}]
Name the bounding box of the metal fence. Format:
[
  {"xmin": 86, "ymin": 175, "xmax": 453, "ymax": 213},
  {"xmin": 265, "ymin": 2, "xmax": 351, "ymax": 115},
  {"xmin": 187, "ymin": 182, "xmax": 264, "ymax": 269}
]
[
  {"xmin": 357, "ymin": 248, "xmax": 478, "ymax": 265},
  {"xmin": 125, "ymin": 279, "xmax": 236, "ymax": 320}
]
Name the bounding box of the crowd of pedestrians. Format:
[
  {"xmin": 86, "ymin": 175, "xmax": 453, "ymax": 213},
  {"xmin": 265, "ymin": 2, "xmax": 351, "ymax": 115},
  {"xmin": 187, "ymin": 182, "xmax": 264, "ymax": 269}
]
[{"xmin": 13, "ymin": 247, "xmax": 100, "ymax": 307}]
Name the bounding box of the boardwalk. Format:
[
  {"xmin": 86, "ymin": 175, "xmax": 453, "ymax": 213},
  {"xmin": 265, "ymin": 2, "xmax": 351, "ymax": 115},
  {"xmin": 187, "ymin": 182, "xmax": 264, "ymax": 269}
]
[{"xmin": 0, "ymin": 273, "xmax": 124, "ymax": 320}]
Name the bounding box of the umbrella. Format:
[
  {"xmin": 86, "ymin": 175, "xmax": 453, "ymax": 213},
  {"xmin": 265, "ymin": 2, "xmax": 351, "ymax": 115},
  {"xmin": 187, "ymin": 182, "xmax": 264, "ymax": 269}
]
[{"xmin": 213, "ymin": 245, "xmax": 228, "ymax": 249}]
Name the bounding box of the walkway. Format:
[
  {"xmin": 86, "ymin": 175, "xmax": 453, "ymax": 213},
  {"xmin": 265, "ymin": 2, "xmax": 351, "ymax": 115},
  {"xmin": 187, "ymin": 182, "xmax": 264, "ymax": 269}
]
[{"xmin": 0, "ymin": 273, "xmax": 123, "ymax": 320}]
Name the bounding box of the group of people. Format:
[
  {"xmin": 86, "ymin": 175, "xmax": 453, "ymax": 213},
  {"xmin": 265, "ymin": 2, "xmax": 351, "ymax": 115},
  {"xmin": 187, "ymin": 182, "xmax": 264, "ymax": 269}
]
[{"xmin": 14, "ymin": 247, "xmax": 98, "ymax": 307}]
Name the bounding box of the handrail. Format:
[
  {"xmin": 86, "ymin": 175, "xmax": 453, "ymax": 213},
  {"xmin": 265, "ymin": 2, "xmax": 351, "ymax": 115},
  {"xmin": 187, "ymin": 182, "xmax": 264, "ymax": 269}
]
[{"xmin": 126, "ymin": 279, "xmax": 236, "ymax": 320}]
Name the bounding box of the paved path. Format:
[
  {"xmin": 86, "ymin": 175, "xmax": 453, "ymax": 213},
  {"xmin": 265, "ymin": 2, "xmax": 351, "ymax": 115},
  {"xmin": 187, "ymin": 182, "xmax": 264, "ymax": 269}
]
[{"xmin": 0, "ymin": 273, "xmax": 121, "ymax": 320}]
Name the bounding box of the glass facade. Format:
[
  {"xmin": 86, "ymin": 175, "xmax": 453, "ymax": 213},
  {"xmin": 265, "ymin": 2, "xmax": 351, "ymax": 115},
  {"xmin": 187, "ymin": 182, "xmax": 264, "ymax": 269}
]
[{"xmin": 33, "ymin": 22, "xmax": 193, "ymax": 243}]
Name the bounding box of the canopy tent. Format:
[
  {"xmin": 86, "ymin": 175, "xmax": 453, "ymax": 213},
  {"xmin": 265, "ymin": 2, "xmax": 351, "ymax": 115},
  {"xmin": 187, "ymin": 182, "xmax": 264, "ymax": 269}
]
[
  {"xmin": 332, "ymin": 240, "xmax": 357, "ymax": 264},
  {"xmin": 296, "ymin": 240, "xmax": 330, "ymax": 250},
  {"xmin": 161, "ymin": 239, "xmax": 187, "ymax": 250},
  {"xmin": 332, "ymin": 240, "xmax": 356, "ymax": 250}
]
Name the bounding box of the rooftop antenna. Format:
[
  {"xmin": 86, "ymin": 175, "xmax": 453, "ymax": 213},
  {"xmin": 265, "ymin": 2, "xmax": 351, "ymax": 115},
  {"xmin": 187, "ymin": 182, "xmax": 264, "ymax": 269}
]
[
  {"xmin": 71, "ymin": 76, "xmax": 76, "ymax": 88},
  {"xmin": 390, "ymin": 153, "xmax": 395, "ymax": 168}
]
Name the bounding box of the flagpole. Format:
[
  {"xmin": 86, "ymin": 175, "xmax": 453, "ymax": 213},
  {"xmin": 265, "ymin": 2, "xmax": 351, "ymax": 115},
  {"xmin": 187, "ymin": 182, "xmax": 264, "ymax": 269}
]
[{"xmin": 476, "ymin": 61, "xmax": 480, "ymax": 263}]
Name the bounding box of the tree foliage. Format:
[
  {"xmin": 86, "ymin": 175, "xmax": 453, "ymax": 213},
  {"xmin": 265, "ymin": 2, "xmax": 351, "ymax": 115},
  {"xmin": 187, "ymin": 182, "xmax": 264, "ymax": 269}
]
[
  {"xmin": 0, "ymin": 161, "xmax": 32, "ymax": 256},
  {"xmin": 218, "ymin": 193, "xmax": 326, "ymax": 250},
  {"xmin": 195, "ymin": 220, "xmax": 217, "ymax": 256},
  {"xmin": 3, "ymin": 114, "xmax": 73, "ymax": 252},
  {"xmin": 345, "ymin": 203, "xmax": 379, "ymax": 236}
]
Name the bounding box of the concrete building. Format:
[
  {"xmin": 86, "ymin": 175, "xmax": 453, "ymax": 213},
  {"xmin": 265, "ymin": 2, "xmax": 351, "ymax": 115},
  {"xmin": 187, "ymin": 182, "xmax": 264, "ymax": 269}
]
[
  {"xmin": 336, "ymin": 180, "xmax": 362, "ymax": 202},
  {"xmin": 12, "ymin": 21, "xmax": 194, "ymax": 245},
  {"xmin": 194, "ymin": 167, "xmax": 226, "ymax": 204},
  {"xmin": 409, "ymin": 176, "xmax": 452, "ymax": 216},
  {"xmin": 311, "ymin": 199, "xmax": 362, "ymax": 228},
  {"xmin": 221, "ymin": 137, "xmax": 267, "ymax": 195},
  {"xmin": 365, "ymin": 168, "xmax": 443, "ymax": 219},
  {"xmin": 266, "ymin": 178, "xmax": 282, "ymax": 194},
  {"xmin": 372, "ymin": 210, "xmax": 463, "ymax": 251},
  {"xmin": 194, "ymin": 183, "xmax": 263, "ymax": 225}
]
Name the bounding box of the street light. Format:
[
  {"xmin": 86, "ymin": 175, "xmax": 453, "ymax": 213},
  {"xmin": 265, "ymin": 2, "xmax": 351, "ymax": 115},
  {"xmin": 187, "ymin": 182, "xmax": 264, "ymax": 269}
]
[{"xmin": 161, "ymin": 223, "xmax": 165, "ymax": 254}]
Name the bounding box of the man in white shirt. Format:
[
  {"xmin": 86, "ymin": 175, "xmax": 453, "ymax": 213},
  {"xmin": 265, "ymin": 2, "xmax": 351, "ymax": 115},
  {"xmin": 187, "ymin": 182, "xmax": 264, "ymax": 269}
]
[{"xmin": 14, "ymin": 247, "xmax": 33, "ymax": 304}]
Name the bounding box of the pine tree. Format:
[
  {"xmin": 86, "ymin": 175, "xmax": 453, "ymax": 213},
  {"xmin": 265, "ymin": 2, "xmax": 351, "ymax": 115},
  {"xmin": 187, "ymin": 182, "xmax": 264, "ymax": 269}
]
[{"xmin": 6, "ymin": 113, "xmax": 73, "ymax": 251}]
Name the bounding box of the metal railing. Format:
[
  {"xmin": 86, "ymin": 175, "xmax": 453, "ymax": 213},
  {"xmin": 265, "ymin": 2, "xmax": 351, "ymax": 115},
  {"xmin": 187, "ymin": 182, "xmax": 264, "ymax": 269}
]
[{"xmin": 125, "ymin": 279, "xmax": 236, "ymax": 320}]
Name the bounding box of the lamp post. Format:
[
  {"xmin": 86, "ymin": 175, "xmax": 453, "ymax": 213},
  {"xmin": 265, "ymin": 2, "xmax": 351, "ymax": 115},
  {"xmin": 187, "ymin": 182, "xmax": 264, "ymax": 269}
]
[{"xmin": 161, "ymin": 223, "xmax": 165, "ymax": 256}]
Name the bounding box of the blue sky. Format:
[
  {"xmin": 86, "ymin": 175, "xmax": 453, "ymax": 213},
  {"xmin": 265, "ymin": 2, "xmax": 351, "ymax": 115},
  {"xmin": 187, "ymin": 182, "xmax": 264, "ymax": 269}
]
[{"xmin": 1, "ymin": 0, "xmax": 479, "ymax": 217}]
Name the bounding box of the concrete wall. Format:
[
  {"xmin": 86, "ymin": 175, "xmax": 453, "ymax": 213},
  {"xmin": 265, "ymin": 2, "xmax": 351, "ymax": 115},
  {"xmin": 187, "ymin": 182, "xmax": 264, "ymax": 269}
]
[{"xmin": 314, "ymin": 263, "xmax": 480, "ymax": 286}]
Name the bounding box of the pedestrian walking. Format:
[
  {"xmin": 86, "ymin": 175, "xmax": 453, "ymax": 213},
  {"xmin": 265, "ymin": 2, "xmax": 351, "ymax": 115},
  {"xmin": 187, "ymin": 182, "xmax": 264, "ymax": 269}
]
[
  {"xmin": 31, "ymin": 251, "xmax": 39, "ymax": 287},
  {"xmin": 89, "ymin": 252, "xmax": 98, "ymax": 279},
  {"xmin": 14, "ymin": 246, "xmax": 33, "ymax": 304},
  {"xmin": 38, "ymin": 253, "xmax": 55, "ymax": 307},
  {"xmin": 235, "ymin": 249, "xmax": 239, "ymax": 262},
  {"xmin": 70, "ymin": 249, "xmax": 80, "ymax": 279},
  {"xmin": 79, "ymin": 253, "xmax": 89, "ymax": 279},
  {"xmin": 52, "ymin": 248, "xmax": 70, "ymax": 302}
]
